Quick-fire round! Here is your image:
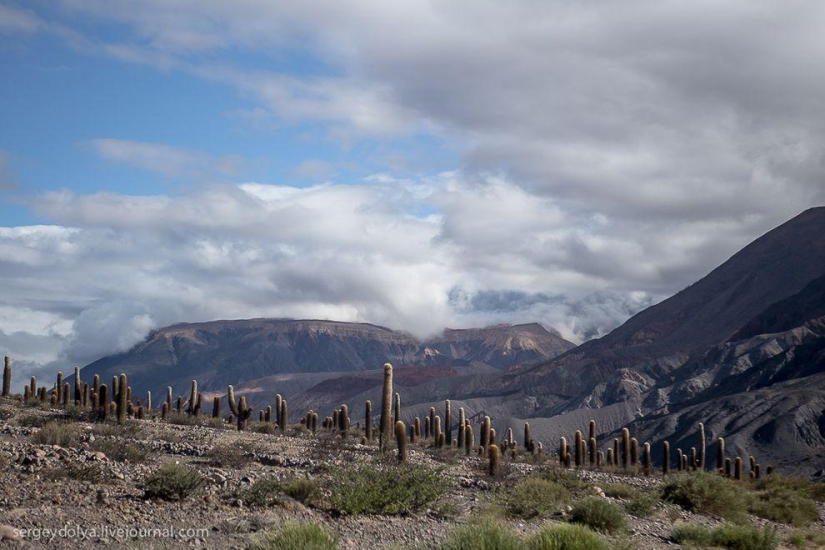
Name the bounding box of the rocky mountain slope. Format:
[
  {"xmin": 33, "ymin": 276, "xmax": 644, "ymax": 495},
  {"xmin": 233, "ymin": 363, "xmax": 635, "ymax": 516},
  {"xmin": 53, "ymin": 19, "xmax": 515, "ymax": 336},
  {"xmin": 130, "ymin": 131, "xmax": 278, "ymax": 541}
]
[
  {"xmin": 495, "ymin": 207, "xmax": 825, "ymax": 476},
  {"xmin": 79, "ymin": 320, "xmax": 574, "ymax": 411}
]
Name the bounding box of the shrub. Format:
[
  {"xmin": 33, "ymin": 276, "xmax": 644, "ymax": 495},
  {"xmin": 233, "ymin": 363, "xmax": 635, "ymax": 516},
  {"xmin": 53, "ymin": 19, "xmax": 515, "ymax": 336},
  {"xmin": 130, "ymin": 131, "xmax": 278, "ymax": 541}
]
[
  {"xmin": 42, "ymin": 463, "xmax": 106, "ymax": 483},
  {"xmin": 143, "ymin": 463, "xmax": 205, "ymax": 501},
  {"xmin": 329, "ymin": 462, "xmax": 447, "ymax": 515},
  {"xmin": 89, "ymin": 439, "xmax": 148, "ymax": 463},
  {"xmin": 440, "ymin": 520, "xmax": 525, "ymax": 550},
  {"xmin": 504, "ymin": 477, "xmax": 570, "ymax": 519},
  {"xmin": 710, "ymin": 524, "xmax": 777, "ymax": 550},
  {"xmin": 527, "ymin": 523, "xmax": 607, "ymax": 550},
  {"xmin": 207, "ymin": 443, "xmax": 256, "ymax": 469},
  {"xmin": 31, "ymin": 422, "xmax": 83, "ymax": 447},
  {"xmin": 238, "ymin": 479, "xmax": 283, "ymax": 508},
  {"xmin": 283, "ymin": 477, "xmax": 320, "ymax": 506},
  {"xmin": 624, "ymin": 493, "xmax": 658, "ymax": 518},
  {"xmin": 537, "ymin": 469, "xmax": 590, "ymax": 495},
  {"xmin": 749, "ymin": 486, "xmax": 818, "ymax": 527},
  {"xmin": 661, "ymin": 472, "xmax": 748, "ymax": 522},
  {"xmin": 753, "ymin": 474, "xmax": 825, "ymax": 503},
  {"xmin": 671, "ymin": 523, "xmax": 713, "ymax": 546},
  {"xmin": 787, "ymin": 528, "xmax": 825, "ymax": 549},
  {"xmin": 246, "ymin": 521, "xmax": 338, "ymax": 550},
  {"xmin": 569, "ymin": 497, "xmax": 627, "ymax": 535},
  {"xmin": 598, "ymin": 483, "xmax": 639, "ymax": 500}
]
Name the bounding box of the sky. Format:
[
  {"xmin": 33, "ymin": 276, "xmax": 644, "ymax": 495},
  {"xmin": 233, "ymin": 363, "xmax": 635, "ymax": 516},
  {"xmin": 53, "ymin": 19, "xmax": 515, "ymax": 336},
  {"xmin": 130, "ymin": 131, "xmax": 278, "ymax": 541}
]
[{"xmin": 1, "ymin": 1, "xmax": 824, "ymax": 385}]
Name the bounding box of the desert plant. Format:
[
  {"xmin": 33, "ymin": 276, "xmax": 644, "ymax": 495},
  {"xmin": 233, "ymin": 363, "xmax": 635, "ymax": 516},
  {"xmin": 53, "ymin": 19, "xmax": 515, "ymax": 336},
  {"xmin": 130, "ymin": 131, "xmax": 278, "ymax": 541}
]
[
  {"xmin": 328, "ymin": 462, "xmax": 447, "ymax": 515},
  {"xmin": 661, "ymin": 471, "xmax": 748, "ymax": 522},
  {"xmin": 207, "ymin": 442, "xmax": 256, "ymax": 469},
  {"xmin": 89, "ymin": 439, "xmax": 148, "ymax": 463},
  {"xmin": 246, "ymin": 521, "xmax": 338, "ymax": 550},
  {"xmin": 441, "ymin": 519, "xmax": 525, "ymax": 550},
  {"xmin": 2, "ymin": 355, "xmax": 10, "ymax": 397},
  {"xmin": 32, "ymin": 421, "xmax": 83, "ymax": 447},
  {"xmin": 698, "ymin": 422, "xmax": 706, "ymax": 470},
  {"xmin": 379, "ymin": 363, "xmax": 393, "ymax": 452},
  {"xmin": 710, "ymin": 523, "xmax": 777, "ymax": 550},
  {"xmin": 670, "ymin": 523, "xmax": 713, "ymax": 546},
  {"xmin": 364, "ymin": 400, "xmax": 372, "ymax": 441},
  {"xmin": 504, "ymin": 476, "xmax": 571, "ymax": 518},
  {"xmin": 569, "ymin": 497, "xmax": 628, "ymax": 534},
  {"xmin": 142, "ymin": 463, "xmax": 204, "ymax": 501},
  {"xmin": 528, "ymin": 523, "xmax": 607, "ymax": 550},
  {"xmin": 748, "ymin": 485, "xmax": 818, "ymax": 527},
  {"xmin": 116, "ymin": 373, "xmax": 128, "ymax": 424},
  {"xmin": 489, "ymin": 443, "xmax": 501, "ymax": 476},
  {"xmin": 282, "ymin": 477, "xmax": 320, "ymax": 506},
  {"xmin": 395, "ymin": 420, "xmax": 407, "ymax": 462},
  {"xmin": 621, "ymin": 428, "xmax": 630, "ymax": 470}
]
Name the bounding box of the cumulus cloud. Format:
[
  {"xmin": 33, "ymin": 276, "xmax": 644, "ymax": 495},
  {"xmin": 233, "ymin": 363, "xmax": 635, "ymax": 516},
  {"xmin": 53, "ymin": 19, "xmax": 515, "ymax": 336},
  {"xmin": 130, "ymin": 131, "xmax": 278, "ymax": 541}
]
[{"xmin": 2, "ymin": 1, "xmax": 825, "ymax": 380}]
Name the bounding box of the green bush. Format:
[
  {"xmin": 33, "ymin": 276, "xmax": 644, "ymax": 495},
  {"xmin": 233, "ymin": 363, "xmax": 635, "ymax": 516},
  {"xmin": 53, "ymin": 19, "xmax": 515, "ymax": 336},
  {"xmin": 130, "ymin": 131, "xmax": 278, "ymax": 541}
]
[
  {"xmin": 246, "ymin": 521, "xmax": 338, "ymax": 550},
  {"xmin": 440, "ymin": 520, "xmax": 525, "ymax": 550},
  {"xmin": 749, "ymin": 486, "xmax": 818, "ymax": 527},
  {"xmin": 283, "ymin": 478, "xmax": 320, "ymax": 506},
  {"xmin": 239, "ymin": 479, "xmax": 283, "ymax": 508},
  {"xmin": 711, "ymin": 524, "xmax": 777, "ymax": 550},
  {"xmin": 89, "ymin": 439, "xmax": 148, "ymax": 463},
  {"xmin": 753, "ymin": 474, "xmax": 825, "ymax": 503},
  {"xmin": 504, "ymin": 477, "xmax": 570, "ymax": 518},
  {"xmin": 537, "ymin": 469, "xmax": 590, "ymax": 495},
  {"xmin": 207, "ymin": 443, "xmax": 256, "ymax": 469},
  {"xmin": 527, "ymin": 523, "xmax": 607, "ymax": 550},
  {"xmin": 671, "ymin": 523, "xmax": 778, "ymax": 550},
  {"xmin": 142, "ymin": 463, "xmax": 205, "ymax": 501},
  {"xmin": 786, "ymin": 528, "xmax": 825, "ymax": 549},
  {"xmin": 624, "ymin": 493, "xmax": 658, "ymax": 518},
  {"xmin": 598, "ymin": 483, "xmax": 639, "ymax": 500},
  {"xmin": 329, "ymin": 463, "xmax": 447, "ymax": 515},
  {"xmin": 661, "ymin": 472, "xmax": 748, "ymax": 522},
  {"xmin": 31, "ymin": 422, "xmax": 83, "ymax": 447},
  {"xmin": 569, "ymin": 497, "xmax": 627, "ymax": 535}
]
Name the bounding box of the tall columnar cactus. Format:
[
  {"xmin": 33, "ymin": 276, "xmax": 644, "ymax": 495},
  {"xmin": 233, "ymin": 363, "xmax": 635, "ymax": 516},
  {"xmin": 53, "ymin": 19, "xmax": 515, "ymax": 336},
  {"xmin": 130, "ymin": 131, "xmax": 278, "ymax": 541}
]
[
  {"xmin": 690, "ymin": 447, "xmax": 697, "ymax": 471},
  {"xmin": 613, "ymin": 438, "xmax": 619, "ymax": 466},
  {"xmin": 212, "ymin": 396, "xmax": 221, "ymax": 418},
  {"xmin": 275, "ymin": 394, "xmax": 283, "ymax": 427},
  {"xmin": 227, "ymin": 385, "xmax": 239, "ymax": 416},
  {"xmin": 589, "ymin": 437, "xmax": 597, "ymax": 467},
  {"xmin": 643, "ymin": 442, "xmax": 651, "ymax": 475},
  {"xmin": 606, "ymin": 448, "xmax": 614, "ymax": 466},
  {"xmin": 488, "ymin": 444, "xmax": 501, "ymax": 476},
  {"xmin": 379, "ymin": 363, "xmax": 393, "ymax": 453},
  {"xmin": 265, "ymin": 405, "xmax": 272, "ymax": 423},
  {"xmin": 23, "ymin": 385, "xmax": 30, "ymax": 404},
  {"xmin": 279, "ymin": 399, "xmax": 287, "ymax": 434},
  {"xmin": 414, "ymin": 416, "xmax": 421, "ymax": 441},
  {"xmin": 589, "ymin": 419, "xmax": 596, "ymax": 445},
  {"xmin": 187, "ymin": 380, "xmax": 198, "ymax": 416},
  {"xmin": 2, "ymin": 355, "xmax": 10, "ymax": 397},
  {"xmin": 630, "ymin": 437, "xmax": 639, "ymax": 469},
  {"xmin": 30, "ymin": 375, "xmax": 37, "ymax": 397},
  {"xmin": 524, "ymin": 422, "xmax": 532, "ymax": 451},
  {"xmin": 734, "ymin": 456, "xmax": 743, "ymax": 480},
  {"xmin": 424, "ymin": 416, "xmax": 431, "ymax": 439},
  {"xmin": 428, "ymin": 407, "xmax": 436, "ymax": 440},
  {"xmin": 237, "ymin": 396, "xmax": 252, "ymax": 431},
  {"xmin": 490, "ymin": 428, "xmax": 497, "ymax": 447},
  {"xmin": 465, "ymin": 420, "xmax": 474, "ymax": 456},
  {"xmin": 434, "ymin": 415, "xmax": 442, "ymax": 447},
  {"xmin": 112, "ymin": 376, "xmax": 118, "ymax": 400},
  {"xmin": 166, "ymin": 386, "xmax": 173, "ymax": 411},
  {"xmin": 62, "ymin": 382, "xmax": 70, "ymax": 406},
  {"xmin": 725, "ymin": 457, "xmax": 732, "ymax": 477},
  {"xmin": 677, "ymin": 448, "xmax": 684, "ymax": 471},
  {"xmin": 176, "ymin": 396, "xmax": 183, "ymax": 414},
  {"xmin": 481, "ymin": 416, "xmax": 491, "ymax": 451},
  {"xmin": 339, "ymin": 404, "xmax": 349, "ymax": 438},
  {"xmin": 621, "ymin": 428, "xmax": 631, "ymax": 470},
  {"xmin": 74, "ymin": 366, "xmax": 82, "ymax": 405},
  {"xmin": 116, "ymin": 373, "xmax": 128, "ymax": 424},
  {"xmin": 394, "ymin": 393, "xmax": 401, "ymax": 425},
  {"xmin": 311, "ymin": 411, "xmax": 318, "ymax": 433},
  {"xmin": 194, "ymin": 394, "xmax": 203, "ymax": 416},
  {"xmin": 716, "ymin": 437, "xmax": 725, "ymax": 471},
  {"xmin": 663, "ymin": 441, "xmax": 671, "ymax": 475},
  {"xmin": 698, "ymin": 423, "xmax": 706, "ymax": 471},
  {"xmin": 445, "ymin": 400, "xmax": 452, "ymax": 445},
  {"xmin": 458, "ymin": 408, "xmax": 466, "ymax": 449},
  {"xmin": 574, "ymin": 430, "xmax": 583, "ymax": 467},
  {"xmin": 99, "ymin": 383, "xmax": 109, "ymax": 415},
  {"xmin": 559, "ymin": 437, "xmax": 568, "ymax": 466},
  {"xmin": 55, "ymin": 371, "xmax": 63, "ymax": 403},
  {"xmin": 364, "ymin": 400, "xmax": 372, "ymax": 441},
  {"xmin": 395, "ymin": 420, "xmax": 407, "ymax": 463},
  {"xmin": 146, "ymin": 391, "xmax": 151, "ymax": 413}
]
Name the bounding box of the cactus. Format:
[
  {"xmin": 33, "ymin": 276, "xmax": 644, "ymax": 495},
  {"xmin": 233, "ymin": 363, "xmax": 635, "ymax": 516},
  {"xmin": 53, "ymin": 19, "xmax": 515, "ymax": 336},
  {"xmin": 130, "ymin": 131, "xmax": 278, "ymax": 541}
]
[
  {"xmin": 50, "ymin": 391, "xmax": 58, "ymax": 406},
  {"xmin": 597, "ymin": 450, "xmax": 603, "ymax": 466},
  {"xmin": 2, "ymin": 355, "xmax": 10, "ymax": 397},
  {"xmin": 265, "ymin": 405, "xmax": 272, "ymax": 423},
  {"xmin": 394, "ymin": 392, "xmax": 401, "ymax": 425},
  {"xmin": 29, "ymin": 375, "xmax": 37, "ymax": 397},
  {"xmin": 237, "ymin": 396, "xmax": 252, "ymax": 431},
  {"xmin": 146, "ymin": 391, "xmax": 151, "ymax": 413},
  {"xmin": 677, "ymin": 448, "xmax": 684, "ymax": 471},
  {"xmin": 481, "ymin": 416, "xmax": 491, "ymax": 450},
  {"xmin": 465, "ymin": 420, "xmax": 474, "ymax": 455},
  {"xmin": 62, "ymin": 382, "xmax": 70, "ymax": 406},
  {"xmin": 280, "ymin": 399, "xmax": 287, "ymax": 434},
  {"xmin": 754, "ymin": 463, "xmax": 761, "ymax": 479},
  {"xmin": 574, "ymin": 430, "xmax": 583, "ymax": 467},
  {"xmin": 275, "ymin": 394, "xmax": 283, "ymax": 427},
  {"xmin": 311, "ymin": 412, "xmax": 318, "ymax": 433},
  {"xmin": 716, "ymin": 437, "xmax": 725, "ymax": 471},
  {"xmin": 227, "ymin": 385, "xmax": 239, "ymax": 416},
  {"xmin": 116, "ymin": 373, "xmax": 128, "ymax": 424},
  {"xmin": 749, "ymin": 455, "xmax": 756, "ymax": 473},
  {"xmin": 630, "ymin": 437, "xmax": 639, "ymax": 470},
  {"xmin": 434, "ymin": 415, "xmax": 442, "ymax": 447},
  {"xmin": 621, "ymin": 428, "xmax": 630, "ymax": 470},
  {"xmin": 395, "ymin": 420, "xmax": 407, "ymax": 462},
  {"xmin": 589, "ymin": 437, "xmax": 597, "ymax": 468},
  {"xmin": 488, "ymin": 443, "xmax": 501, "ymax": 476},
  {"xmin": 643, "ymin": 442, "xmax": 651, "ymax": 475},
  {"xmin": 187, "ymin": 380, "xmax": 198, "ymax": 416},
  {"xmin": 364, "ymin": 400, "xmax": 372, "ymax": 441},
  {"xmin": 690, "ymin": 447, "xmax": 697, "ymax": 471},
  {"xmin": 457, "ymin": 408, "xmax": 466, "ymax": 449},
  {"xmin": 194, "ymin": 394, "xmax": 203, "ymax": 416},
  {"xmin": 166, "ymin": 386, "xmax": 173, "ymax": 411},
  {"xmin": 613, "ymin": 438, "xmax": 619, "ymax": 466},
  {"xmin": 725, "ymin": 457, "xmax": 732, "ymax": 477},
  {"xmin": 445, "ymin": 400, "xmax": 452, "ymax": 445},
  {"xmin": 55, "ymin": 371, "xmax": 63, "ymax": 403},
  {"xmin": 589, "ymin": 419, "xmax": 596, "ymax": 444},
  {"xmin": 606, "ymin": 448, "xmax": 614, "ymax": 466},
  {"xmin": 424, "ymin": 416, "xmax": 431, "ymax": 439},
  {"xmin": 212, "ymin": 396, "xmax": 221, "ymax": 418},
  {"xmin": 559, "ymin": 437, "xmax": 568, "ymax": 466},
  {"xmin": 413, "ymin": 416, "xmax": 421, "ymax": 442},
  {"xmin": 379, "ymin": 363, "xmax": 393, "ymax": 453},
  {"xmin": 429, "ymin": 407, "xmax": 436, "ymax": 440},
  {"xmin": 339, "ymin": 404, "xmax": 349, "ymax": 438},
  {"xmin": 176, "ymin": 396, "xmax": 183, "ymax": 414},
  {"xmin": 490, "ymin": 428, "xmax": 497, "ymax": 447},
  {"xmin": 126, "ymin": 385, "xmax": 131, "ymax": 406},
  {"xmin": 663, "ymin": 441, "xmax": 671, "ymax": 475},
  {"xmin": 74, "ymin": 366, "xmax": 82, "ymax": 405},
  {"xmin": 698, "ymin": 422, "xmax": 706, "ymax": 471},
  {"xmin": 734, "ymin": 456, "xmax": 743, "ymax": 480},
  {"xmin": 523, "ymin": 422, "xmax": 531, "ymax": 451}
]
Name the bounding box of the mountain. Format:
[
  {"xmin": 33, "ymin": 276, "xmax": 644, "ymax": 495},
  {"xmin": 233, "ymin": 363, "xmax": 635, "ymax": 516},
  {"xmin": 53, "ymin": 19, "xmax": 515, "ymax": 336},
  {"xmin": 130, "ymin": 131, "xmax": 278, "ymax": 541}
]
[
  {"xmin": 495, "ymin": 207, "xmax": 825, "ymax": 475},
  {"xmin": 79, "ymin": 319, "xmax": 575, "ymax": 409}
]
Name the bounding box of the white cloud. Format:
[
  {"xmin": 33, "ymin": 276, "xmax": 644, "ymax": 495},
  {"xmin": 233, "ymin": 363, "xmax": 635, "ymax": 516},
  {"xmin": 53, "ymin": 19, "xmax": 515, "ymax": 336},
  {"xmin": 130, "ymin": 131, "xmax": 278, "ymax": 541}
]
[{"xmin": 87, "ymin": 139, "xmax": 244, "ymax": 178}]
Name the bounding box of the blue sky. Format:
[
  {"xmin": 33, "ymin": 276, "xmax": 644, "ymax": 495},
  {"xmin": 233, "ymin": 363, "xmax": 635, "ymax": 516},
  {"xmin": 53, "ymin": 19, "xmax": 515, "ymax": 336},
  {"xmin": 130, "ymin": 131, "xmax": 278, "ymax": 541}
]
[{"xmin": 1, "ymin": 1, "xmax": 824, "ymax": 384}]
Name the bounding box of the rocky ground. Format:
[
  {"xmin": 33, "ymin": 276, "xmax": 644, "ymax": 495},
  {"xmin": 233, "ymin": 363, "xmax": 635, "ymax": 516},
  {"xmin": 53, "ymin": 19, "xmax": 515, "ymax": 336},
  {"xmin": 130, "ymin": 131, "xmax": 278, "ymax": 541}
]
[{"xmin": 0, "ymin": 401, "xmax": 822, "ymax": 549}]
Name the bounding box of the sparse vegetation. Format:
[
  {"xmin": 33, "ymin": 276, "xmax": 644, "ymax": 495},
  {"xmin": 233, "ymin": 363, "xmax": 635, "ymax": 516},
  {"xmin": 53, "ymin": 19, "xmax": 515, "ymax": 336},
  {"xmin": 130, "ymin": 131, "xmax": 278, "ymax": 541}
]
[
  {"xmin": 569, "ymin": 497, "xmax": 628, "ymax": 535},
  {"xmin": 440, "ymin": 519, "xmax": 525, "ymax": 550},
  {"xmin": 504, "ymin": 476, "xmax": 571, "ymax": 518},
  {"xmin": 89, "ymin": 439, "xmax": 148, "ymax": 462},
  {"xmin": 528, "ymin": 523, "xmax": 608, "ymax": 550},
  {"xmin": 31, "ymin": 421, "xmax": 83, "ymax": 447},
  {"xmin": 328, "ymin": 462, "xmax": 447, "ymax": 515},
  {"xmin": 661, "ymin": 472, "xmax": 749, "ymax": 522},
  {"xmin": 246, "ymin": 521, "xmax": 338, "ymax": 550},
  {"xmin": 671, "ymin": 522, "xmax": 778, "ymax": 550},
  {"xmin": 748, "ymin": 485, "xmax": 819, "ymax": 527},
  {"xmin": 142, "ymin": 462, "xmax": 205, "ymax": 501}
]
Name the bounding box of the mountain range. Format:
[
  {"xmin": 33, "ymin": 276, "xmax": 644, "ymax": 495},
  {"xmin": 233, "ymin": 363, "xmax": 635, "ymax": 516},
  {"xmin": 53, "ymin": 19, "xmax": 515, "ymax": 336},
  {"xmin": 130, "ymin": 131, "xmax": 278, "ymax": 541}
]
[{"xmin": 80, "ymin": 207, "xmax": 825, "ymax": 475}]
